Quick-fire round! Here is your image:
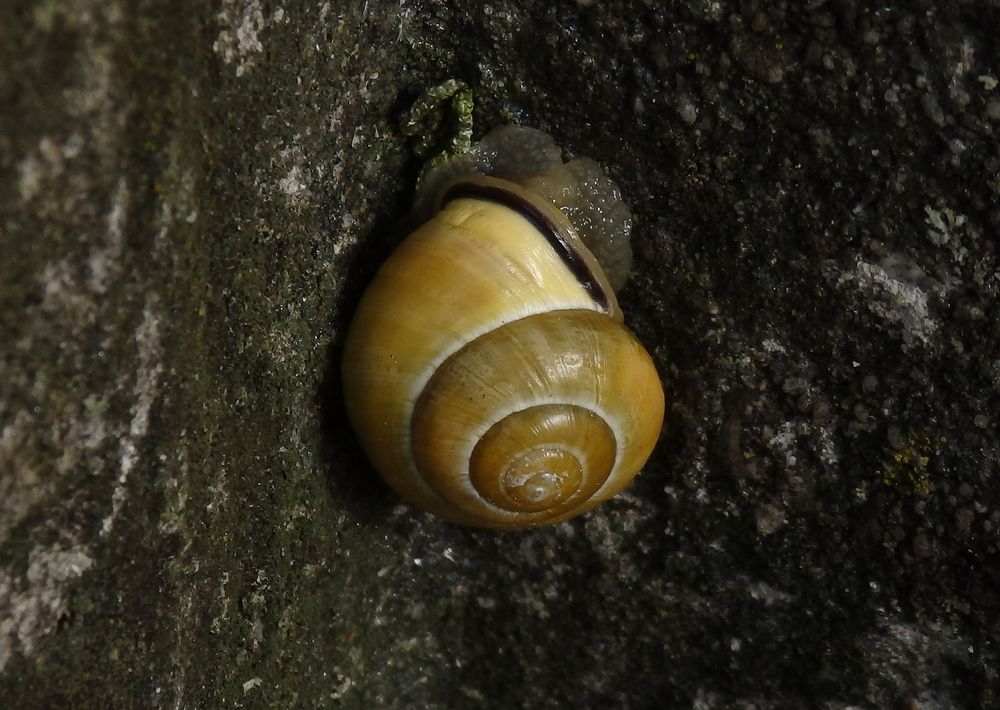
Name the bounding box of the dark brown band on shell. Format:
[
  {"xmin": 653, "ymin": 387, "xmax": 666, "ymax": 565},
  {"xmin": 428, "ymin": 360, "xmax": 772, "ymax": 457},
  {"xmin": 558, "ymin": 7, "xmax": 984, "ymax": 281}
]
[{"xmin": 441, "ymin": 181, "xmax": 612, "ymax": 312}]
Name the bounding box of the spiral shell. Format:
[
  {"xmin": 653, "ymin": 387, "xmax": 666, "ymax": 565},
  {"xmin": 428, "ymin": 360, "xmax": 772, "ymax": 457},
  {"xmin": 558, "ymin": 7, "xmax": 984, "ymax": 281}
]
[{"xmin": 342, "ymin": 127, "xmax": 664, "ymax": 529}]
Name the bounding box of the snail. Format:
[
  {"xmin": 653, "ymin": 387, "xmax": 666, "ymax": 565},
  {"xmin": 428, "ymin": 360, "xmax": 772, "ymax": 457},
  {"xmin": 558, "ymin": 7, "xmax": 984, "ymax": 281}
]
[{"xmin": 341, "ymin": 125, "xmax": 664, "ymax": 529}]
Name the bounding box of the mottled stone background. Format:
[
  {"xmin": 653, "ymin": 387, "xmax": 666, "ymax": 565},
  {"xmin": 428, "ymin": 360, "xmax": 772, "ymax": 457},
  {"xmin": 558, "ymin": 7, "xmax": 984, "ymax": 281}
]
[{"xmin": 2, "ymin": 0, "xmax": 998, "ymax": 708}]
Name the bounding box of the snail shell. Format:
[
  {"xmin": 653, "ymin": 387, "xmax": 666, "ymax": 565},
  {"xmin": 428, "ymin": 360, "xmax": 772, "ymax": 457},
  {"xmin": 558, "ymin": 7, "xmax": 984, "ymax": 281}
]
[{"xmin": 342, "ymin": 127, "xmax": 664, "ymax": 529}]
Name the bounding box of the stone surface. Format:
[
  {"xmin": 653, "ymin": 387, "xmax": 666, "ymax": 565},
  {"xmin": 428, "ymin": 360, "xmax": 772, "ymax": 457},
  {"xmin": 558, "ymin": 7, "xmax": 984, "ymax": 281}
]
[{"xmin": 1, "ymin": 1, "xmax": 998, "ymax": 708}]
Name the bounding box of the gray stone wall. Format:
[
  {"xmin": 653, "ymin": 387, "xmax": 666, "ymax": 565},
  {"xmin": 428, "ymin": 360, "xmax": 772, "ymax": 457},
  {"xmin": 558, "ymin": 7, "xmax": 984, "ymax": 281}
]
[{"xmin": 1, "ymin": 1, "xmax": 998, "ymax": 707}]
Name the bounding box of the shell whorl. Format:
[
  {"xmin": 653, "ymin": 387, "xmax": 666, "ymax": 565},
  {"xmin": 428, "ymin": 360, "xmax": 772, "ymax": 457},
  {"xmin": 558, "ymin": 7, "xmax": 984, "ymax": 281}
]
[
  {"xmin": 470, "ymin": 404, "xmax": 615, "ymax": 514},
  {"xmin": 409, "ymin": 309, "xmax": 662, "ymax": 528}
]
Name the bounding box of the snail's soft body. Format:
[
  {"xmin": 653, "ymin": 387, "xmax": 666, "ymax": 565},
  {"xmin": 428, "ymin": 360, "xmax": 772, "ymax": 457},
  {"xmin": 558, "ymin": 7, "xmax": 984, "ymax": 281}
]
[{"xmin": 342, "ymin": 126, "xmax": 664, "ymax": 529}]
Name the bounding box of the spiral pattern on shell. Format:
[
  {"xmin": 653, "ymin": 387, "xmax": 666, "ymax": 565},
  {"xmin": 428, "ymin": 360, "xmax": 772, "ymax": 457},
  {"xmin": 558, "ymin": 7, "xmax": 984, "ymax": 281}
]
[{"xmin": 409, "ymin": 308, "xmax": 662, "ymax": 527}]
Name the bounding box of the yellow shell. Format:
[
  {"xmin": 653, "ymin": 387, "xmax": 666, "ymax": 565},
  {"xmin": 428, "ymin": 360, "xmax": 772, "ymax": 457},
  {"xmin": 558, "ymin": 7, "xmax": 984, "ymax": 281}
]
[{"xmin": 342, "ymin": 175, "xmax": 664, "ymax": 529}]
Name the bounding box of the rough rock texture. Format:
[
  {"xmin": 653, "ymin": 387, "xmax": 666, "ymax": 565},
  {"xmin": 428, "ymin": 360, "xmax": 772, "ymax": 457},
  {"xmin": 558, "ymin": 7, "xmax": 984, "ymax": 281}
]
[{"xmin": 2, "ymin": 0, "xmax": 998, "ymax": 708}]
